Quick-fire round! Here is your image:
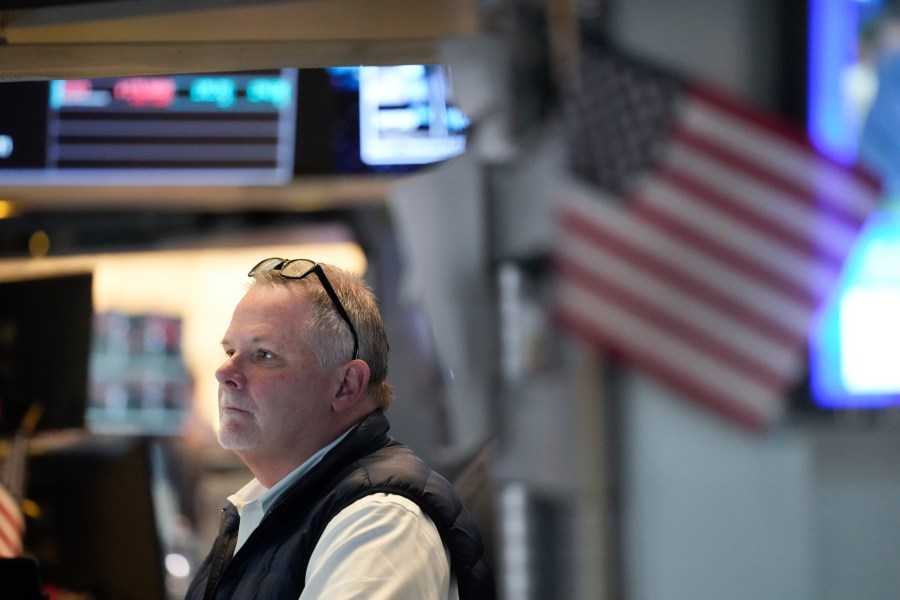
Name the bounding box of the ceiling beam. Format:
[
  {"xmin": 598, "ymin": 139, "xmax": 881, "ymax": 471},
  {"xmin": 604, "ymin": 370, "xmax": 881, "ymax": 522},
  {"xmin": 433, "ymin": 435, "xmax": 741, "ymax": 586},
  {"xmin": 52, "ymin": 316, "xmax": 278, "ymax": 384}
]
[
  {"xmin": 0, "ymin": 39, "xmax": 450, "ymax": 80},
  {"xmin": 0, "ymin": 175, "xmax": 404, "ymax": 212},
  {"xmin": 0, "ymin": 0, "xmax": 482, "ymax": 78}
]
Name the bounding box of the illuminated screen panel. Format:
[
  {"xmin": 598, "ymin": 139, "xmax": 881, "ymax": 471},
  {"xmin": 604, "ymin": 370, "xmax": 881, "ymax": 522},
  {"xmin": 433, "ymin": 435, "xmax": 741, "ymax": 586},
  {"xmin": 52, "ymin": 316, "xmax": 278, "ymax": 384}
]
[
  {"xmin": 327, "ymin": 65, "xmax": 468, "ymax": 169},
  {"xmin": 0, "ymin": 69, "xmax": 297, "ymax": 186},
  {"xmin": 358, "ymin": 65, "xmax": 467, "ymax": 166},
  {"xmin": 808, "ymin": 0, "xmax": 900, "ymax": 194},
  {"xmin": 805, "ymin": 1, "xmax": 900, "ymax": 411},
  {"xmin": 839, "ymin": 288, "xmax": 900, "ymax": 394},
  {"xmin": 810, "ymin": 210, "xmax": 900, "ymax": 409}
]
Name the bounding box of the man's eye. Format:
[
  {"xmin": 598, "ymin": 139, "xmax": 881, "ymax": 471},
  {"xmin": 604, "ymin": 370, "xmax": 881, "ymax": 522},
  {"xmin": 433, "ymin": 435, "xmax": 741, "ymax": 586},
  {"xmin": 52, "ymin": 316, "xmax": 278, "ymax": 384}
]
[{"xmin": 256, "ymin": 349, "xmax": 274, "ymax": 360}]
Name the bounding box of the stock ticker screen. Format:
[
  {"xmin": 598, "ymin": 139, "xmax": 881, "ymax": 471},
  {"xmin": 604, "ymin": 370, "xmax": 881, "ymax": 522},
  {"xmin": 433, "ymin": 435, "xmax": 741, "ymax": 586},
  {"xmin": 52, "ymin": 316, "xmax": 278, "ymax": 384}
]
[
  {"xmin": 0, "ymin": 65, "xmax": 468, "ymax": 186},
  {"xmin": 0, "ymin": 70, "xmax": 298, "ymax": 186}
]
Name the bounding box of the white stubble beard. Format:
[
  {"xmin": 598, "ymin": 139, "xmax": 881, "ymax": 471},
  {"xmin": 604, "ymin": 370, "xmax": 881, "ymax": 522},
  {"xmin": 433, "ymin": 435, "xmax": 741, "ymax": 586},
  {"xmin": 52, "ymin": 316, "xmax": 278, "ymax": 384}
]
[{"xmin": 217, "ymin": 392, "xmax": 260, "ymax": 451}]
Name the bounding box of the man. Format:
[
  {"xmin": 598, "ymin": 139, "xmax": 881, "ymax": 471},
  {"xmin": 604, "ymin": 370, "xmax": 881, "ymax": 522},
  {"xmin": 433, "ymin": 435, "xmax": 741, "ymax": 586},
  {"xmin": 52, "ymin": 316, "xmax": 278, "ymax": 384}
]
[{"xmin": 186, "ymin": 258, "xmax": 494, "ymax": 600}]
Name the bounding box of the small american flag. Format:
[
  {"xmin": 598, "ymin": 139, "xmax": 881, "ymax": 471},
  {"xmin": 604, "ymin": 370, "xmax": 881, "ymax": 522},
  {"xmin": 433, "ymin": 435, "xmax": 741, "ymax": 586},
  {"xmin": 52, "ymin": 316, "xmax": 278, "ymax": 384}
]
[
  {"xmin": 555, "ymin": 42, "xmax": 882, "ymax": 429},
  {"xmin": 0, "ymin": 432, "xmax": 28, "ymax": 557},
  {"xmin": 0, "ymin": 403, "xmax": 41, "ymax": 558}
]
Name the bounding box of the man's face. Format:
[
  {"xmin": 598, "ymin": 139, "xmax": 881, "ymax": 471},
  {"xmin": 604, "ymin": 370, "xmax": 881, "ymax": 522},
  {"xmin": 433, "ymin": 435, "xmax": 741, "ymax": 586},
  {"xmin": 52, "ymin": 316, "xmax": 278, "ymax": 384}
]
[{"xmin": 215, "ymin": 284, "xmax": 339, "ymax": 466}]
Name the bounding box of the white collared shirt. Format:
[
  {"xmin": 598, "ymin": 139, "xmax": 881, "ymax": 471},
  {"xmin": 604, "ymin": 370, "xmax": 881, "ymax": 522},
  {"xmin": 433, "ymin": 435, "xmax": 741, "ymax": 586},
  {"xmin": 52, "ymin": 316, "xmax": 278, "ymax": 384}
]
[
  {"xmin": 228, "ymin": 431, "xmax": 347, "ymax": 554},
  {"xmin": 226, "ymin": 432, "xmax": 458, "ymax": 600}
]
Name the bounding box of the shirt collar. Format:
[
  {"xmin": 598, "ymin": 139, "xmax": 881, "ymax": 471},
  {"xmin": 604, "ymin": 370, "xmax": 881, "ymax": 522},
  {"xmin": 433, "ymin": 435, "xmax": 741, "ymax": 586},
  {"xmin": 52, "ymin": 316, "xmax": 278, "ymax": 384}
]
[{"xmin": 228, "ymin": 427, "xmax": 354, "ymax": 514}]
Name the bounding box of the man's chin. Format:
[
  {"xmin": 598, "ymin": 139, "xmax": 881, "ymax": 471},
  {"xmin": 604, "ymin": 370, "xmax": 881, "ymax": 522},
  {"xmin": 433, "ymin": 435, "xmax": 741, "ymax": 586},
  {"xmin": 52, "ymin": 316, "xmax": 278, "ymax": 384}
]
[{"xmin": 217, "ymin": 427, "xmax": 258, "ymax": 451}]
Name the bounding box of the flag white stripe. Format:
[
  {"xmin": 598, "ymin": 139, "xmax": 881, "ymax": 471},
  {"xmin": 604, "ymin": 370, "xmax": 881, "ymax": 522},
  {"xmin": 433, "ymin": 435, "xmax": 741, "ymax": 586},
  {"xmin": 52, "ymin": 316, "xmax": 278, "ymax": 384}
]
[
  {"xmin": 681, "ymin": 98, "xmax": 878, "ymax": 217},
  {"xmin": 666, "ymin": 143, "xmax": 864, "ymax": 253},
  {"xmin": 640, "ymin": 177, "xmax": 843, "ymax": 292},
  {"xmin": 0, "ymin": 485, "xmax": 23, "ymax": 558},
  {"xmin": 560, "ymin": 190, "xmax": 812, "ymax": 339},
  {"xmin": 0, "ymin": 527, "xmax": 19, "ymax": 557},
  {"xmin": 557, "ymin": 279, "xmax": 785, "ymax": 421},
  {"xmin": 559, "ymin": 232, "xmax": 799, "ymax": 379}
]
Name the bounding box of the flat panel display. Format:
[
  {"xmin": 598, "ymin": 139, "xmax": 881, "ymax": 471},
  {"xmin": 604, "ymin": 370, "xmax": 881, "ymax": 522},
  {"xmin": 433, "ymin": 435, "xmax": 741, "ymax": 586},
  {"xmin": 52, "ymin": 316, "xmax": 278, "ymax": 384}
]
[
  {"xmin": 357, "ymin": 64, "xmax": 468, "ymax": 166},
  {"xmin": 0, "ymin": 65, "xmax": 468, "ymax": 186},
  {"xmin": 0, "ymin": 66, "xmax": 468, "ymax": 187},
  {"xmin": 322, "ymin": 65, "xmax": 469, "ymax": 174},
  {"xmin": 810, "ymin": 210, "xmax": 900, "ymax": 409},
  {"xmin": 0, "ymin": 69, "xmax": 298, "ymax": 186},
  {"xmin": 0, "ymin": 273, "xmax": 92, "ymax": 434}
]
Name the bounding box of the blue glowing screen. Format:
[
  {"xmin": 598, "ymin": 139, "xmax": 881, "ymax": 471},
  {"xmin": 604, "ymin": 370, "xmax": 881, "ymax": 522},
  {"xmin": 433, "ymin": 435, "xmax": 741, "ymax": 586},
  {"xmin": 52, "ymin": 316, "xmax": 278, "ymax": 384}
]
[
  {"xmin": 810, "ymin": 210, "xmax": 900, "ymax": 408},
  {"xmin": 808, "ymin": 0, "xmax": 900, "ymax": 193}
]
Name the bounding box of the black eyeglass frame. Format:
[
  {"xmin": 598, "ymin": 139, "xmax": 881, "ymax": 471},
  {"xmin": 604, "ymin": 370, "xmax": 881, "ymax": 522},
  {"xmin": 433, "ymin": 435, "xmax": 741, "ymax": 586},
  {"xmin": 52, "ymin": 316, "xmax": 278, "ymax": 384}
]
[{"xmin": 248, "ymin": 257, "xmax": 360, "ymax": 360}]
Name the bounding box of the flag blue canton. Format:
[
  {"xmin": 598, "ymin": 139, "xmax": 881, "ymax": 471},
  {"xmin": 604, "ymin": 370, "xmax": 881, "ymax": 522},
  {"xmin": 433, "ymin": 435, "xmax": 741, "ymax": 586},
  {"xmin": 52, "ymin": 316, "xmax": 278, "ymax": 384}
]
[{"xmin": 564, "ymin": 42, "xmax": 681, "ymax": 196}]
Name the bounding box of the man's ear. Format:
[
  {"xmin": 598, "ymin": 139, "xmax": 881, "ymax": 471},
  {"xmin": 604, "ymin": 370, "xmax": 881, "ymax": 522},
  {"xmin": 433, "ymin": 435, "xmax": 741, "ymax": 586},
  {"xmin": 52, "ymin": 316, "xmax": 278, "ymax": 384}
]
[{"xmin": 332, "ymin": 359, "xmax": 371, "ymax": 414}]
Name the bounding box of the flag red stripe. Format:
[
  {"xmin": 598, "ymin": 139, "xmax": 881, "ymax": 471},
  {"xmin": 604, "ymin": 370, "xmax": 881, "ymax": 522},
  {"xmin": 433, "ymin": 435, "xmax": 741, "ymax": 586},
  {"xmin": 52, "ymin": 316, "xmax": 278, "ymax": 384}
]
[
  {"xmin": 557, "ymin": 257, "xmax": 790, "ymax": 390},
  {"xmin": 676, "ymin": 93, "xmax": 881, "ymax": 220},
  {"xmin": 657, "ymin": 166, "xmax": 850, "ymax": 270},
  {"xmin": 631, "ymin": 196, "xmax": 827, "ymax": 305},
  {"xmin": 685, "ymin": 83, "xmax": 815, "ymax": 151},
  {"xmin": 672, "ymin": 125, "xmax": 874, "ymax": 228},
  {"xmin": 0, "ymin": 529, "xmax": 21, "ymax": 557},
  {"xmin": 687, "ymin": 84, "xmax": 883, "ymax": 191},
  {"xmin": 0, "ymin": 497, "xmax": 24, "ymax": 529},
  {"xmin": 555, "ymin": 273, "xmax": 784, "ymax": 416},
  {"xmin": 0, "ymin": 488, "xmax": 23, "ymax": 558},
  {"xmin": 559, "ymin": 207, "xmax": 808, "ymax": 347},
  {"xmin": 554, "ymin": 308, "xmax": 770, "ymax": 430}
]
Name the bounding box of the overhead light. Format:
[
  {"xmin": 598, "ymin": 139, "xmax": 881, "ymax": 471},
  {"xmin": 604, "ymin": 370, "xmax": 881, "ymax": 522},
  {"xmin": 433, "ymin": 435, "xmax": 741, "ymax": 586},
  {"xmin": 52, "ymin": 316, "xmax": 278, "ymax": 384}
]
[{"xmin": 0, "ymin": 200, "xmax": 18, "ymax": 219}]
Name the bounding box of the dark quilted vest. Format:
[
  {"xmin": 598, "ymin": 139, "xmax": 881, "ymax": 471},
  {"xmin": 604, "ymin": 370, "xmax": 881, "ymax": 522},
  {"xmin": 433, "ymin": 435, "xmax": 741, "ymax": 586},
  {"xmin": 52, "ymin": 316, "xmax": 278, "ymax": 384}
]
[{"xmin": 185, "ymin": 411, "xmax": 495, "ymax": 600}]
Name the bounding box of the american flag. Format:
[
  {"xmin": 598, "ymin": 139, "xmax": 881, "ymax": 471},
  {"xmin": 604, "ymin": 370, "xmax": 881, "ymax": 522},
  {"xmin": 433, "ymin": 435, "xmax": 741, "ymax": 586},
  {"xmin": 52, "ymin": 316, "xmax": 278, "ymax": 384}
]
[
  {"xmin": 0, "ymin": 431, "xmax": 28, "ymax": 557},
  {"xmin": 555, "ymin": 42, "xmax": 882, "ymax": 429},
  {"xmin": 0, "ymin": 403, "xmax": 40, "ymax": 558}
]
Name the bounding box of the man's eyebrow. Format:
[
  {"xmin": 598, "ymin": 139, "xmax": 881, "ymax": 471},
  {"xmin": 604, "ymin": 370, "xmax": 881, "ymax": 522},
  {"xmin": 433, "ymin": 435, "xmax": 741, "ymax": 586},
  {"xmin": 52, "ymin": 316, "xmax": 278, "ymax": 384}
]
[{"xmin": 221, "ymin": 336, "xmax": 269, "ymax": 346}]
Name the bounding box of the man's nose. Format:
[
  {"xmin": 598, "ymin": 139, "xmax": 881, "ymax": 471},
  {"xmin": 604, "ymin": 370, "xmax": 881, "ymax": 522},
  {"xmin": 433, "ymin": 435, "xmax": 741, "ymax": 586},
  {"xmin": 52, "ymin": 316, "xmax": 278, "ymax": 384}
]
[{"xmin": 215, "ymin": 354, "xmax": 245, "ymax": 388}]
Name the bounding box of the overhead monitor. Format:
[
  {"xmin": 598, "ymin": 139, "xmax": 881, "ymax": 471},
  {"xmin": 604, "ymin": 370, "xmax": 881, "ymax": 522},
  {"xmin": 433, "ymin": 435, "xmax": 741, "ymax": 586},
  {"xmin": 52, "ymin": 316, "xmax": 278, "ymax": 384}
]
[
  {"xmin": 324, "ymin": 65, "xmax": 468, "ymax": 172},
  {"xmin": 0, "ymin": 65, "xmax": 469, "ymax": 191},
  {"xmin": 356, "ymin": 64, "xmax": 468, "ymax": 167},
  {"xmin": 0, "ymin": 69, "xmax": 298, "ymax": 186}
]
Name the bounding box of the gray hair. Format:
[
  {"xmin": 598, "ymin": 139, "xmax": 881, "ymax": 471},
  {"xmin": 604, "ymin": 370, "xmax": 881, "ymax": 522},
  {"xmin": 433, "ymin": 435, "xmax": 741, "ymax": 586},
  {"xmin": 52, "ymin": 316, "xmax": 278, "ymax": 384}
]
[{"xmin": 250, "ymin": 263, "xmax": 393, "ymax": 410}]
